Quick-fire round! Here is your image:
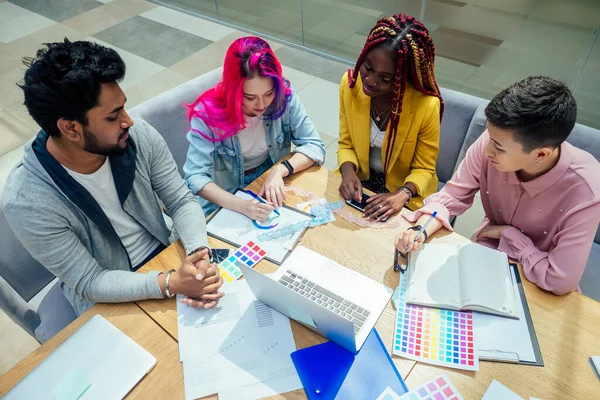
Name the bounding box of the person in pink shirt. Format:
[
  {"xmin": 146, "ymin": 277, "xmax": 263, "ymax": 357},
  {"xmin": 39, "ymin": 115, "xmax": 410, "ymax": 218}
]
[{"xmin": 396, "ymin": 76, "xmax": 600, "ymax": 295}]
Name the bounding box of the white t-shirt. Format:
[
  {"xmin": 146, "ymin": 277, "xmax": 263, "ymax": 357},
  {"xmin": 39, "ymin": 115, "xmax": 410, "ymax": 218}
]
[
  {"xmin": 64, "ymin": 158, "xmax": 161, "ymax": 267},
  {"xmin": 238, "ymin": 116, "xmax": 269, "ymax": 170},
  {"xmin": 369, "ymin": 118, "xmax": 385, "ymax": 173}
]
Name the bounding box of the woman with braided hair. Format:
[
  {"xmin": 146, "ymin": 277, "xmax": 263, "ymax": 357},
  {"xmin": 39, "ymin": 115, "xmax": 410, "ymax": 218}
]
[{"xmin": 337, "ymin": 14, "xmax": 443, "ymax": 220}]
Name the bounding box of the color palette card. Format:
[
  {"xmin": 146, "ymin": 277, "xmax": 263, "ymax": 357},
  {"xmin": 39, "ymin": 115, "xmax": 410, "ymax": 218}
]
[
  {"xmin": 392, "ymin": 273, "xmax": 478, "ymax": 371},
  {"xmin": 398, "ymin": 374, "xmax": 464, "ymax": 400},
  {"xmin": 218, "ymin": 241, "xmax": 266, "ymax": 282}
]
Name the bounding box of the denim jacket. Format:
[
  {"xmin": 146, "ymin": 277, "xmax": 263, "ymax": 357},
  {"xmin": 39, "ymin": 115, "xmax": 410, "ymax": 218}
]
[{"xmin": 184, "ymin": 87, "xmax": 326, "ymax": 214}]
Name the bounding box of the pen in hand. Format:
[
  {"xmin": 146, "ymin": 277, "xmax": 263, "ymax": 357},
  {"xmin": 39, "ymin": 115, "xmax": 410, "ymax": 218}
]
[
  {"xmin": 246, "ymin": 189, "xmax": 281, "ymax": 216},
  {"xmin": 414, "ymin": 211, "xmax": 437, "ymax": 243}
]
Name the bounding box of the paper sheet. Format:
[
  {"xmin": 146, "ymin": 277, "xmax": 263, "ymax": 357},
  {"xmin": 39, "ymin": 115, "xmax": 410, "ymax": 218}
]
[
  {"xmin": 376, "ymin": 386, "xmax": 403, "ymax": 400},
  {"xmin": 590, "ymin": 356, "xmax": 600, "ymax": 381},
  {"xmin": 207, "ymin": 190, "xmax": 312, "ymax": 263},
  {"xmin": 217, "ymin": 365, "xmax": 302, "ymax": 400},
  {"xmin": 472, "ymin": 267, "xmax": 537, "ymax": 363},
  {"xmin": 177, "ymin": 279, "xmax": 300, "ymax": 400},
  {"xmin": 481, "ymin": 379, "xmax": 524, "ymax": 400}
]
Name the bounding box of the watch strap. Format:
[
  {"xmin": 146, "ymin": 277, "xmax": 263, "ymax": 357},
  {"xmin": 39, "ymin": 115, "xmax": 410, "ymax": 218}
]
[
  {"xmin": 281, "ymin": 160, "xmax": 294, "ymax": 176},
  {"xmin": 407, "ymin": 224, "xmax": 428, "ymax": 241},
  {"xmin": 188, "ymin": 246, "xmax": 213, "ymax": 262},
  {"xmin": 399, "ymin": 186, "xmax": 414, "ymax": 204}
]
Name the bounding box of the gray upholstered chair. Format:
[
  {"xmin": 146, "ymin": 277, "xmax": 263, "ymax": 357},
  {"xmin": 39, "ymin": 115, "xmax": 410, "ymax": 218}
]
[
  {"xmin": 129, "ymin": 67, "xmax": 224, "ymax": 175},
  {"xmin": 565, "ymin": 123, "xmax": 600, "ymax": 299},
  {"xmin": 0, "ymin": 194, "xmax": 77, "ymax": 343},
  {"xmin": 437, "ymin": 88, "xmax": 488, "ymax": 191},
  {"xmin": 436, "ymin": 88, "xmax": 488, "ymax": 226}
]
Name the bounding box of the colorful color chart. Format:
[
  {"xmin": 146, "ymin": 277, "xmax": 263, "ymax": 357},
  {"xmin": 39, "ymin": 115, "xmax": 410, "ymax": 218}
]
[
  {"xmin": 399, "ymin": 374, "xmax": 464, "ymax": 400},
  {"xmin": 392, "ymin": 274, "xmax": 478, "ymax": 371},
  {"xmin": 218, "ymin": 241, "xmax": 267, "ymax": 282}
]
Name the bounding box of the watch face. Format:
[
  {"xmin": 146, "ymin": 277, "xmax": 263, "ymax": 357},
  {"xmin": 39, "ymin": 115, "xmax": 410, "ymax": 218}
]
[{"xmin": 212, "ymin": 249, "xmax": 232, "ymax": 264}]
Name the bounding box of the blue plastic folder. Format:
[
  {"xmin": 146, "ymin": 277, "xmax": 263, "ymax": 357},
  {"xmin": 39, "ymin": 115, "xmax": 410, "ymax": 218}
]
[{"xmin": 290, "ymin": 329, "xmax": 408, "ymax": 400}]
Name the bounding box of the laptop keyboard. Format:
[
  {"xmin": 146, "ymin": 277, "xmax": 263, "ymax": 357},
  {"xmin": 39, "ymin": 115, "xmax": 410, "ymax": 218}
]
[{"xmin": 278, "ymin": 270, "xmax": 370, "ymax": 334}]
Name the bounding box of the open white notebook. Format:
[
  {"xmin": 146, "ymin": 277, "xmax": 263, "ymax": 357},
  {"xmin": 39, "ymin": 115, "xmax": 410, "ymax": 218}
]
[{"xmin": 406, "ymin": 243, "xmax": 518, "ymax": 319}]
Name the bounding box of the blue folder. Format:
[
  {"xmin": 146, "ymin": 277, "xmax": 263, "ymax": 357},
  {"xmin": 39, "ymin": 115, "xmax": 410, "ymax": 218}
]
[{"xmin": 290, "ymin": 329, "xmax": 408, "ymax": 400}]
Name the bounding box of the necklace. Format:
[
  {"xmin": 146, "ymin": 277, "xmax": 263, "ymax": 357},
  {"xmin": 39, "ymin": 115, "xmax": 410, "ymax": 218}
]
[{"xmin": 371, "ymin": 101, "xmax": 391, "ymax": 122}]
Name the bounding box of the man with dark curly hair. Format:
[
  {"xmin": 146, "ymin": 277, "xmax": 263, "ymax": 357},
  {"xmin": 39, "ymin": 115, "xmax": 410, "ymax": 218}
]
[{"xmin": 3, "ymin": 39, "xmax": 223, "ymax": 315}]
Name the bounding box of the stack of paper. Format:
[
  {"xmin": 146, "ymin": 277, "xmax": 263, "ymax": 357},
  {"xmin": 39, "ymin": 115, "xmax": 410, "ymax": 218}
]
[{"xmin": 177, "ymin": 279, "xmax": 302, "ymax": 400}]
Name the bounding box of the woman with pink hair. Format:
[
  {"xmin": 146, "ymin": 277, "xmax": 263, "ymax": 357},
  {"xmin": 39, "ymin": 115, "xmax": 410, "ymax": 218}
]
[{"xmin": 184, "ymin": 36, "xmax": 325, "ymax": 220}]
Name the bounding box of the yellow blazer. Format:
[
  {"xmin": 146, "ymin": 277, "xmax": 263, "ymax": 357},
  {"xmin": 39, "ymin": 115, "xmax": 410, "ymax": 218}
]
[{"xmin": 336, "ymin": 72, "xmax": 441, "ymax": 209}]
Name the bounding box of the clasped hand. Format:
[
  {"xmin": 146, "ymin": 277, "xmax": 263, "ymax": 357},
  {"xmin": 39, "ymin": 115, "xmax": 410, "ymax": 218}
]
[{"xmin": 170, "ymin": 249, "xmax": 224, "ymax": 309}]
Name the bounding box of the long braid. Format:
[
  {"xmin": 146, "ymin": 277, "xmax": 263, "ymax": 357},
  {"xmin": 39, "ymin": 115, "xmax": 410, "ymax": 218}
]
[
  {"xmin": 385, "ymin": 39, "xmax": 409, "ymax": 172},
  {"xmin": 349, "ymin": 14, "xmax": 444, "ymax": 175}
]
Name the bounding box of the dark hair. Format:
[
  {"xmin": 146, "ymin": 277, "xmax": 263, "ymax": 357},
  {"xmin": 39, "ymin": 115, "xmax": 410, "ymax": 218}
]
[
  {"xmin": 349, "ymin": 14, "xmax": 443, "ymax": 173},
  {"xmin": 484, "ymin": 76, "xmax": 577, "ymax": 152},
  {"xmin": 19, "ymin": 39, "xmax": 126, "ymax": 137}
]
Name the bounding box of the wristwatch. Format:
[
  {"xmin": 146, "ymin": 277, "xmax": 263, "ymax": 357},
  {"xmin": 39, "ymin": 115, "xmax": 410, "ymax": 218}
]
[
  {"xmin": 407, "ymin": 225, "xmax": 428, "ymax": 241},
  {"xmin": 188, "ymin": 246, "xmax": 213, "ymax": 262},
  {"xmin": 399, "ymin": 186, "xmax": 414, "ymax": 204},
  {"xmin": 281, "ymin": 160, "xmax": 294, "ymax": 176}
]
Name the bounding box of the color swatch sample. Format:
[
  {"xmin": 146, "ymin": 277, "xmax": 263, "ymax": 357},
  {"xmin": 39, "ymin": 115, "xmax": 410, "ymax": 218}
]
[
  {"xmin": 398, "ymin": 374, "xmax": 464, "ymax": 400},
  {"xmin": 393, "ymin": 273, "xmax": 478, "ymax": 371},
  {"xmin": 218, "ymin": 241, "xmax": 267, "ymax": 282}
]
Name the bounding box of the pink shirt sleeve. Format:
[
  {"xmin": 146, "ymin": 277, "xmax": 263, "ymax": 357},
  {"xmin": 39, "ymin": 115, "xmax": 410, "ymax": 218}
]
[
  {"xmin": 498, "ymin": 200, "xmax": 600, "ymax": 295},
  {"xmin": 404, "ymin": 131, "xmax": 487, "ymax": 230}
]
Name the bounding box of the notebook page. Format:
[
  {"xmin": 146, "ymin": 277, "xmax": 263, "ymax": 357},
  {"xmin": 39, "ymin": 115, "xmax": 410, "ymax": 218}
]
[
  {"xmin": 405, "ymin": 244, "xmax": 461, "ymax": 309},
  {"xmin": 458, "ymin": 244, "xmax": 516, "ymax": 316}
]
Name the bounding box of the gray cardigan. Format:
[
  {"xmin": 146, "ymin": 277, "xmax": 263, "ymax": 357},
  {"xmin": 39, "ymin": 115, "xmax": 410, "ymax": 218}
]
[{"xmin": 3, "ymin": 119, "xmax": 209, "ymax": 315}]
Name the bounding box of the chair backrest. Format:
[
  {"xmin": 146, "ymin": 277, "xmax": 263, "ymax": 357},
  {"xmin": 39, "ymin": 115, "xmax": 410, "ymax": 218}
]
[
  {"xmin": 438, "ymin": 88, "xmax": 488, "ymax": 185},
  {"xmin": 0, "ymin": 195, "xmax": 55, "ymax": 302},
  {"xmin": 566, "ymin": 123, "xmax": 600, "ymax": 245},
  {"xmin": 129, "ymin": 67, "xmax": 224, "ymax": 176},
  {"xmin": 0, "ymin": 193, "xmax": 57, "ymax": 338}
]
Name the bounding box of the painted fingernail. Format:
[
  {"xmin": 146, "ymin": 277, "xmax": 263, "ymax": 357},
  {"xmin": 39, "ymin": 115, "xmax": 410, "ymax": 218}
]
[{"xmin": 196, "ymin": 273, "xmax": 204, "ymax": 280}]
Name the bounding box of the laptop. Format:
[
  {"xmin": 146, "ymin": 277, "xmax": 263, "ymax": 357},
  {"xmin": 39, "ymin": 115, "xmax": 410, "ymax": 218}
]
[
  {"xmin": 4, "ymin": 314, "xmax": 156, "ymax": 400},
  {"xmin": 239, "ymin": 246, "xmax": 392, "ymax": 353}
]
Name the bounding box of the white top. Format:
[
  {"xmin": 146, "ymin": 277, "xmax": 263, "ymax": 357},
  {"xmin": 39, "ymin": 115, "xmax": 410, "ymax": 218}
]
[
  {"xmin": 64, "ymin": 158, "xmax": 160, "ymax": 267},
  {"xmin": 369, "ymin": 118, "xmax": 385, "ymax": 173},
  {"xmin": 238, "ymin": 116, "xmax": 269, "ymax": 170}
]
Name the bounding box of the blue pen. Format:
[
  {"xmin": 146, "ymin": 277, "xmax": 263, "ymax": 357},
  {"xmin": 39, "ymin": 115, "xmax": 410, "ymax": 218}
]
[
  {"xmin": 246, "ymin": 189, "xmax": 281, "ymax": 216},
  {"xmin": 414, "ymin": 211, "xmax": 437, "ymax": 242}
]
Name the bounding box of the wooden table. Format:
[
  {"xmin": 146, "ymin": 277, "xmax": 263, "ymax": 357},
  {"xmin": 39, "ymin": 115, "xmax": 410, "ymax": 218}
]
[
  {"xmin": 3, "ymin": 166, "xmax": 600, "ymax": 399},
  {"xmin": 404, "ymin": 278, "xmax": 600, "ymax": 400},
  {"xmin": 0, "ymin": 302, "xmax": 184, "ymax": 398},
  {"xmin": 138, "ymin": 166, "xmax": 600, "ymax": 399},
  {"xmin": 136, "ymin": 165, "xmax": 418, "ymax": 399}
]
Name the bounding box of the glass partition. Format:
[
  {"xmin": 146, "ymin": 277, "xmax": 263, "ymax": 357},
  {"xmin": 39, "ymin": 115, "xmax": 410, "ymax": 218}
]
[{"xmin": 156, "ymin": 0, "xmax": 600, "ymax": 129}]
